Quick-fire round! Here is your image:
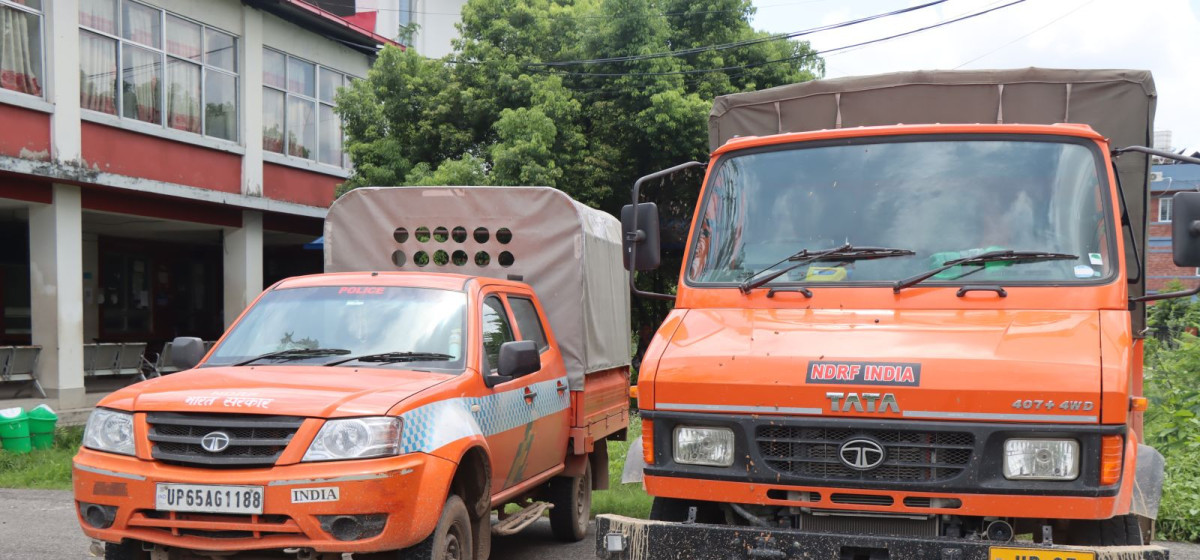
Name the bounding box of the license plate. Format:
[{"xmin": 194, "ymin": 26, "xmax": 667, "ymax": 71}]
[
  {"xmin": 155, "ymin": 484, "xmax": 264, "ymax": 515},
  {"xmin": 990, "ymin": 547, "xmax": 1097, "ymax": 560}
]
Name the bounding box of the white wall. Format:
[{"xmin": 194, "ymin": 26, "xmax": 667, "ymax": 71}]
[
  {"xmin": 262, "ymin": 12, "xmax": 372, "ymax": 77},
  {"xmin": 410, "ymin": 0, "xmax": 466, "ymax": 58}
]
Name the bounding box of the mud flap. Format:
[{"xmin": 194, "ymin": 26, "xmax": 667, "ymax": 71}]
[
  {"xmin": 593, "ymin": 514, "xmax": 1171, "ymax": 560},
  {"xmin": 621, "ymin": 439, "xmax": 645, "ymax": 484},
  {"xmin": 1132, "ymin": 444, "xmax": 1165, "ymax": 519}
]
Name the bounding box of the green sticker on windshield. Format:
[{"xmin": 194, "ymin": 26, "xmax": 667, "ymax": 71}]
[{"xmin": 1089, "ymin": 253, "xmax": 1102, "ymax": 266}]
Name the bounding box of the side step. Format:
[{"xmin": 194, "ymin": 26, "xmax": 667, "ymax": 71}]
[{"xmin": 492, "ymin": 501, "xmax": 553, "ymax": 536}]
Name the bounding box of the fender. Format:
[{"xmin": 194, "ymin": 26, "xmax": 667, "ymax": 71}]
[{"xmin": 1130, "ymin": 444, "xmax": 1165, "ymax": 519}]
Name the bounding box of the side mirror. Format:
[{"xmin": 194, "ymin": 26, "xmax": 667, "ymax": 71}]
[
  {"xmin": 621, "ymin": 202, "xmax": 662, "ymax": 271},
  {"xmin": 170, "ymin": 336, "xmax": 206, "ymax": 370},
  {"xmin": 1173, "ymin": 192, "xmax": 1200, "ymax": 267},
  {"xmin": 498, "ymin": 340, "xmax": 540, "ymax": 378}
]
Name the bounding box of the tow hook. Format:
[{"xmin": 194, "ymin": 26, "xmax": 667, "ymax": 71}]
[
  {"xmin": 282, "ymin": 548, "xmax": 349, "ymax": 560},
  {"xmin": 89, "ymin": 540, "xmax": 105, "ymax": 557}
]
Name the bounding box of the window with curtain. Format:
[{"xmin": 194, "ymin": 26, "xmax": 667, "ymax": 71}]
[
  {"xmin": 262, "ymin": 47, "xmax": 349, "ymax": 167},
  {"xmin": 79, "ymin": 0, "xmax": 239, "ymax": 141},
  {"xmin": 0, "ymin": 0, "xmax": 44, "ymax": 98}
]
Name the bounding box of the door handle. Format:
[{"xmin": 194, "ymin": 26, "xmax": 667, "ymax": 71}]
[{"xmin": 523, "ymin": 388, "xmax": 538, "ymax": 401}]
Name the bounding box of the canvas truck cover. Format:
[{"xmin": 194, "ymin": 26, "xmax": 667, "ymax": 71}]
[
  {"xmin": 324, "ymin": 186, "xmax": 631, "ymax": 391},
  {"xmin": 709, "ymin": 68, "xmax": 1156, "ymax": 330}
]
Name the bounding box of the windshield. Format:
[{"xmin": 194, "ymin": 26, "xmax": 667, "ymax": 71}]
[
  {"xmin": 687, "ymin": 137, "xmax": 1116, "ymax": 287},
  {"xmin": 206, "ymin": 286, "xmax": 467, "ymax": 371}
]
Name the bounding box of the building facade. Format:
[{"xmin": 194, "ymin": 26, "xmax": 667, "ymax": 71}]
[
  {"xmin": 1147, "ymin": 163, "xmax": 1200, "ymax": 294},
  {"xmin": 307, "ymin": 0, "xmax": 465, "ymax": 58},
  {"xmin": 0, "ymin": 0, "xmax": 393, "ymax": 407}
]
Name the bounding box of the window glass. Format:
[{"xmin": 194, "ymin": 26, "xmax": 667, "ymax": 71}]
[
  {"xmin": 122, "ymin": 1, "xmax": 161, "ymax": 49},
  {"xmin": 481, "ymin": 296, "xmax": 514, "ymax": 373},
  {"xmin": 205, "ymin": 71, "xmax": 236, "ymax": 141},
  {"xmin": 1160, "ymin": 198, "xmax": 1173, "ymax": 222},
  {"xmin": 509, "ymin": 297, "xmax": 548, "ymax": 351},
  {"xmin": 0, "ymin": 5, "xmax": 43, "ymax": 96},
  {"xmin": 287, "ymin": 56, "xmax": 314, "ymax": 97},
  {"xmin": 165, "ymin": 14, "xmax": 201, "ymax": 60},
  {"xmin": 79, "ymin": 0, "xmax": 116, "ymax": 34},
  {"xmin": 205, "ymin": 29, "xmax": 235, "ymax": 72},
  {"xmin": 318, "ymin": 69, "xmax": 341, "ymax": 103},
  {"xmin": 262, "ymin": 48, "xmax": 285, "ymax": 88},
  {"xmin": 10, "ymin": 0, "xmax": 41, "ymax": 10},
  {"xmin": 287, "ymin": 97, "xmax": 316, "ymax": 159},
  {"xmin": 262, "ymin": 87, "xmax": 285, "ymax": 153},
  {"xmin": 165, "ymin": 59, "xmax": 200, "ymax": 132},
  {"xmin": 121, "ymin": 44, "xmax": 161, "ymax": 124},
  {"xmin": 318, "ymin": 104, "xmax": 342, "ymax": 166},
  {"xmin": 79, "ymin": 31, "xmax": 117, "ymax": 114}
]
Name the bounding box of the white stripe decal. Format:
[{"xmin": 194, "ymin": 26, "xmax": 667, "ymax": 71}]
[
  {"xmin": 903, "ymin": 410, "xmax": 1098, "ymax": 423},
  {"xmin": 400, "ymin": 376, "xmax": 570, "ymax": 454},
  {"xmin": 656, "ymin": 403, "xmax": 823, "ymax": 415},
  {"xmin": 73, "ymin": 463, "xmax": 147, "ymax": 481}
]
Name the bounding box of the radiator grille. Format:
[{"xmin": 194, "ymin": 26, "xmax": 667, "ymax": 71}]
[
  {"xmin": 800, "ymin": 511, "xmax": 937, "ymax": 537},
  {"xmin": 756, "ymin": 426, "xmax": 974, "ymax": 484},
  {"xmin": 146, "ymin": 413, "xmax": 304, "ymax": 468}
]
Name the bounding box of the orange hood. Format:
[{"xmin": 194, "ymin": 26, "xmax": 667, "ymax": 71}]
[
  {"xmin": 650, "ymin": 308, "xmax": 1103, "ymax": 424},
  {"xmin": 98, "ymin": 366, "xmax": 455, "ymax": 418}
]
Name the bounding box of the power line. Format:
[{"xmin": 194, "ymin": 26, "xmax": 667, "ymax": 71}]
[
  {"xmin": 953, "ymin": 0, "xmax": 1095, "ymax": 69},
  {"xmin": 528, "ymin": 0, "xmax": 949, "ymax": 67},
  {"xmin": 535, "ymin": 0, "xmax": 1026, "ymax": 78}
]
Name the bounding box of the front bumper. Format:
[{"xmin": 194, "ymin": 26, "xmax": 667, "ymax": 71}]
[
  {"xmin": 72, "ymin": 448, "xmax": 457, "ymax": 553},
  {"xmin": 594, "ymin": 514, "xmax": 1170, "ymax": 560}
]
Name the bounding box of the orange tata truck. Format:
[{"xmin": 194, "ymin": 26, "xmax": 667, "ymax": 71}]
[
  {"xmin": 599, "ymin": 69, "xmax": 1200, "ymax": 559},
  {"xmin": 73, "ymin": 187, "xmax": 631, "ymax": 560}
]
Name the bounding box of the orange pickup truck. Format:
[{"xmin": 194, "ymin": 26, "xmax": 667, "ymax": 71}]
[
  {"xmin": 600, "ymin": 69, "xmax": 1200, "ymax": 559},
  {"xmin": 73, "ymin": 187, "xmax": 630, "ymax": 560}
]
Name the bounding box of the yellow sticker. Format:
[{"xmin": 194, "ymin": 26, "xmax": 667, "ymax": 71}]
[{"xmin": 989, "ymin": 547, "xmax": 1097, "ymax": 560}]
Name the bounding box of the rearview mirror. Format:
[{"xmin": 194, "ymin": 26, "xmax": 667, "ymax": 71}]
[
  {"xmin": 621, "ymin": 202, "xmax": 661, "ymax": 271},
  {"xmin": 1173, "ymin": 192, "xmax": 1200, "ymax": 267},
  {"xmin": 170, "ymin": 337, "xmax": 206, "ymax": 371},
  {"xmin": 498, "ymin": 340, "xmax": 540, "ymax": 378}
]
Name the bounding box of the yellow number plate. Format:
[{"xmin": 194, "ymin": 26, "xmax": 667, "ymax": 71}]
[{"xmin": 989, "ymin": 547, "xmax": 1097, "ymax": 560}]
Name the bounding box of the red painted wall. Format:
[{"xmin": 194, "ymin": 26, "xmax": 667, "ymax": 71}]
[
  {"xmin": 81, "ymin": 122, "xmax": 241, "ymax": 193},
  {"xmin": 262, "ymin": 163, "xmax": 340, "ymax": 208},
  {"xmin": 0, "ymin": 104, "xmax": 50, "ymax": 160},
  {"xmin": 81, "ymin": 186, "xmax": 243, "ymax": 228}
]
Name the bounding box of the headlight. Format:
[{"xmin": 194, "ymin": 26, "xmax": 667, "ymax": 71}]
[
  {"xmin": 1003, "ymin": 438, "xmax": 1079, "ymax": 480},
  {"xmin": 302, "ymin": 417, "xmax": 402, "ymax": 462},
  {"xmin": 673, "ymin": 426, "xmax": 735, "ymax": 467},
  {"xmin": 82, "ymin": 409, "xmax": 135, "ymax": 456}
]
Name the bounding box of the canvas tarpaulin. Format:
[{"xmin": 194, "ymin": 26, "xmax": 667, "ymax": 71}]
[
  {"xmin": 323, "ymin": 186, "xmax": 631, "ymax": 391},
  {"xmin": 709, "ymin": 68, "xmax": 1156, "ymax": 331}
]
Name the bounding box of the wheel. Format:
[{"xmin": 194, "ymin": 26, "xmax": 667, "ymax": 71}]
[
  {"xmin": 398, "ymin": 494, "xmax": 474, "ymax": 560},
  {"xmin": 1065, "ymin": 514, "xmax": 1144, "ymax": 546},
  {"xmin": 549, "ymin": 458, "xmax": 591, "ymax": 541},
  {"xmin": 104, "ymin": 540, "xmax": 148, "ymax": 560},
  {"xmin": 649, "ymin": 497, "xmax": 723, "ymax": 524}
]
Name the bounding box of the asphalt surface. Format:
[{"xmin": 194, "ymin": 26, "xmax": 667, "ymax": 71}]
[{"xmin": 1, "ymin": 489, "xmax": 1196, "ymax": 560}]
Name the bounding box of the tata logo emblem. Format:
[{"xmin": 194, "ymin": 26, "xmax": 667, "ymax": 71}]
[
  {"xmin": 839, "ymin": 438, "xmax": 886, "ymax": 471},
  {"xmin": 200, "ymin": 431, "xmax": 231, "ymax": 453}
]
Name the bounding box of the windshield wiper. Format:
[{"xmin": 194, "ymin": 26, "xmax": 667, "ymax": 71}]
[
  {"xmin": 324, "ymin": 351, "xmax": 457, "ymax": 366},
  {"xmin": 892, "ymin": 250, "xmax": 1078, "ymax": 293},
  {"xmin": 235, "ymin": 348, "xmax": 351, "ymax": 366},
  {"xmin": 738, "ymin": 244, "xmax": 916, "ymax": 293}
]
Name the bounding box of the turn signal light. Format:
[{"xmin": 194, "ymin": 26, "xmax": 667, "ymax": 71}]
[
  {"xmin": 1100, "ymin": 435, "xmax": 1123, "ymax": 486},
  {"xmin": 1130, "ymin": 397, "xmax": 1148, "ymax": 412},
  {"xmin": 629, "ymin": 386, "xmax": 639, "ymax": 399},
  {"xmin": 642, "ymin": 419, "xmax": 655, "ymax": 466}
]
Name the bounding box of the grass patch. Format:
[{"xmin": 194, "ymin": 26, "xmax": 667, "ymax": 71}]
[
  {"xmin": 592, "ymin": 415, "xmax": 653, "ymax": 519},
  {"xmin": 0, "ymin": 426, "xmax": 82, "ymax": 490}
]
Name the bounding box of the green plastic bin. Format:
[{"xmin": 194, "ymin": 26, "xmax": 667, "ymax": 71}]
[
  {"xmin": 28, "ymin": 405, "xmax": 58, "ymax": 451},
  {"xmin": 0, "ymin": 407, "xmax": 31, "ymax": 454}
]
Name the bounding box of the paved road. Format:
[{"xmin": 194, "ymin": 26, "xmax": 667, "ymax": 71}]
[{"xmin": 1, "ymin": 489, "xmax": 1196, "ymax": 560}]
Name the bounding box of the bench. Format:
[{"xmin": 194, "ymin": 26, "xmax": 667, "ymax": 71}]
[{"xmin": 0, "ymin": 346, "xmax": 45, "ymax": 398}]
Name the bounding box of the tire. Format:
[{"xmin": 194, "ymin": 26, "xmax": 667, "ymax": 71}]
[
  {"xmin": 104, "ymin": 540, "xmax": 148, "ymax": 560},
  {"xmin": 1066, "ymin": 514, "xmax": 1144, "ymax": 546},
  {"xmin": 649, "ymin": 497, "xmax": 723, "ymax": 524},
  {"xmin": 549, "ymin": 459, "xmax": 591, "ymax": 541},
  {"xmin": 398, "ymin": 494, "xmax": 474, "ymax": 560}
]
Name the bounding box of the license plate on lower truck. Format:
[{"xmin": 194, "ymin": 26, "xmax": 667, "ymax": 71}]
[
  {"xmin": 155, "ymin": 484, "xmax": 264, "ymax": 515},
  {"xmin": 990, "ymin": 547, "xmax": 1097, "ymax": 560}
]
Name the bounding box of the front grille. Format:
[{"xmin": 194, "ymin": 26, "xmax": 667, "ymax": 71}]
[
  {"xmin": 130, "ymin": 511, "xmax": 301, "ymax": 540},
  {"xmin": 757, "ymin": 426, "xmax": 974, "ymax": 483},
  {"xmin": 146, "ymin": 412, "xmax": 305, "ymax": 468},
  {"xmin": 800, "ymin": 510, "xmax": 937, "ymax": 537}
]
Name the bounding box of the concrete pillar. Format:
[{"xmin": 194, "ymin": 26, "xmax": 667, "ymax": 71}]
[
  {"xmin": 46, "ymin": 0, "xmax": 81, "ymax": 163},
  {"xmin": 223, "ymin": 210, "xmax": 264, "ymax": 328},
  {"xmin": 29, "ymin": 184, "xmax": 86, "ymax": 408},
  {"xmin": 241, "ymin": 5, "xmax": 264, "ymax": 197}
]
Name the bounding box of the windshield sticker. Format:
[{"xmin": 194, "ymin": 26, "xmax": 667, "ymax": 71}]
[
  {"xmin": 337, "ymin": 287, "xmax": 387, "ymax": 295},
  {"xmin": 1074, "ymin": 265, "xmax": 1095, "ymax": 278},
  {"xmin": 1088, "ymin": 253, "xmax": 1103, "ymax": 266},
  {"xmin": 807, "ymin": 361, "xmax": 920, "ymax": 387}
]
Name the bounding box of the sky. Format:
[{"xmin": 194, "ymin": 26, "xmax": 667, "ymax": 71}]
[{"xmin": 748, "ymin": 0, "xmax": 1200, "ymax": 152}]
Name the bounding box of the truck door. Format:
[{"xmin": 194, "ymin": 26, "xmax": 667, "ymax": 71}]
[{"xmin": 505, "ymin": 294, "xmax": 571, "ymax": 479}]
